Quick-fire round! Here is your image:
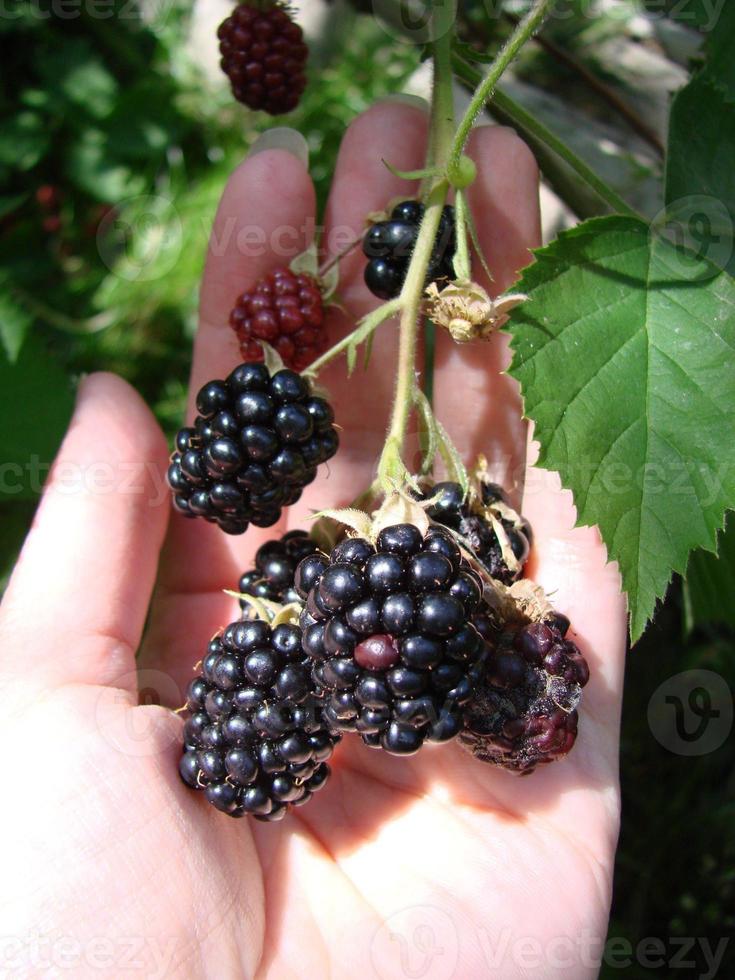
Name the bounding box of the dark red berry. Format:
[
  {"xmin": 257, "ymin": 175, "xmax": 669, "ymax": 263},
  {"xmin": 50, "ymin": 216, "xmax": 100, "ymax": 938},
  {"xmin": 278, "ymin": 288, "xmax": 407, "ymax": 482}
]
[
  {"xmin": 460, "ymin": 614, "xmax": 590, "ymax": 773},
  {"xmin": 230, "ymin": 267, "xmax": 327, "ymax": 371},
  {"xmin": 354, "ymin": 634, "xmax": 400, "ymax": 670},
  {"xmin": 218, "ymin": 2, "xmax": 308, "ymax": 115}
]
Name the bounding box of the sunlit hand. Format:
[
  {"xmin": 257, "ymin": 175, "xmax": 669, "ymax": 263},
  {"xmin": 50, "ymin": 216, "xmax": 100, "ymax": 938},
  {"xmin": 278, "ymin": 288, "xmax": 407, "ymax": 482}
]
[{"xmin": 0, "ymin": 103, "xmax": 626, "ymax": 978}]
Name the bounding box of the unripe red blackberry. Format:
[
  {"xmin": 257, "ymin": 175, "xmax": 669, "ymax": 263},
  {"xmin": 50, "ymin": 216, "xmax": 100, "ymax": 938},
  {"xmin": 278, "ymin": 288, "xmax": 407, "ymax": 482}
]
[
  {"xmin": 217, "ymin": 2, "xmax": 308, "ymax": 116},
  {"xmin": 230, "ymin": 267, "xmax": 327, "ymax": 372},
  {"xmin": 460, "ymin": 613, "xmax": 589, "ymax": 773}
]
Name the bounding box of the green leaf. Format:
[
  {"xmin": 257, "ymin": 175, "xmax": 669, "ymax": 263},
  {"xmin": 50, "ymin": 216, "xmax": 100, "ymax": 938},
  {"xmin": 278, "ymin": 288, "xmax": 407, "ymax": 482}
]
[
  {"xmin": 0, "ymin": 334, "xmax": 75, "ymax": 501},
  {"xmin": 0, "ymin": 194, "xmax": 26, "ymax": 220},
  {"xmin": 0, "ymin": 112, "xmax": 50, "ymax": 171},
  {"xmin": 642, "ymin": 0, "xmax": 726, "ymax": 31},
  {"xmin": 65, "ymin": 130, "xmax": 145, "ymax": 202},
  {"xmin": 506, "ymin": 215, "xmax": 735, "ymax": 640},
  {"xmin": 666, "ymin": 73, "xmax": 735, "ymax": 276},
  {"xmin": 685, "ymin": 512, "xmax": 735, "ymax": 630},
  {"xmin": 701, "ymin": 1, "xmax": 735, "ymax": 101},
  {"xmin": 0, "ymin": 284, "xmax": 32, "ymax": 362},
  {"xmin": 35, "ymin": 38, "xmax": 118, "ymax": 120}
]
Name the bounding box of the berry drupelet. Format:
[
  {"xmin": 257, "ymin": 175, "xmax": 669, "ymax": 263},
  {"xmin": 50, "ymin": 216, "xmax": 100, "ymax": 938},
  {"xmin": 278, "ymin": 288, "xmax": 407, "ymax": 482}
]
[
  {"xmin": 218, "ymin": 2, "xmax": 308, "ymax": 116},
  {"xmin": 239, "ymin": 529, "xmax": 318, "ymax": 611},
  {"xmin": 363, "ymin": 200, "xmax": 456, "ymax": 300},
  {"xmin": 179, "ymin": 617, "xmax": 340, "ymax": 820},
  {"xmin": 423, "ymin": 480, "xmax": 532, "ymax": 585},
  {"xmin": 460, "ymin": 613, "xmax": 590, "ymax": 773},
  {"xmin": 294, "ymin": 523, "xmax": 487, "ymax": 755},
  {"xmin": 230, "ymin": 267, "xmax": 327, "ymax": 372},
  {"xmin": 167, "ymin": 363, "xmax": 339, "ymax": 534}
]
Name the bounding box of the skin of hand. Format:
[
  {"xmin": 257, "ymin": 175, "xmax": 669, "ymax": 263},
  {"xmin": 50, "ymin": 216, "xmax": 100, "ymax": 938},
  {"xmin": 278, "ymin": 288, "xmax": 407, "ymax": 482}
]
[{"xmin": 0, "ymin": 102, "xmax": 626, "ymax": 979}]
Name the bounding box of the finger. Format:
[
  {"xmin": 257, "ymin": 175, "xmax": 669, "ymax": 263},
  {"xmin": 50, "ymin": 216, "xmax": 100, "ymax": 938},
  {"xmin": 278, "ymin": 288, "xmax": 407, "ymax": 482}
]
[
  {"xmin": 160, "ymin": 147, "xmax": 318, "ymax": 596},
  {"xmin": 0, "ymin": 374, "xmax": 169, "ymax": 693},
  {"xmin": 433, "ymin": 126, "xmax": 541, "ymax": 501},
  {"xmin": 142, "ymin": 149, "xmax": 316, "ymax": 697},
  {"xmin": 522, "ymin": 431, "xmax": 628, "ymax": 757},
  {"xmin": 284, "ymin": 99, "xmax": 431, "ymax": 525}
]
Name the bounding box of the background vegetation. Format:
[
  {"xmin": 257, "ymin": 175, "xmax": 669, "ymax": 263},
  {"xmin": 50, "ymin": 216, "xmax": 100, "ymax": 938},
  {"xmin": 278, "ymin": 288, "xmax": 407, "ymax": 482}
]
[{"xmin": 1, "ymin": 0, "xmax": 732, "ymax": 972}]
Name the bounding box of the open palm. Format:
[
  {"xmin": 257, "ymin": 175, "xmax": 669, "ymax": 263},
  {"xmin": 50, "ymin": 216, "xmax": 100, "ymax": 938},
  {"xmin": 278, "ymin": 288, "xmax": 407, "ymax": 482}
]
[{"xmin": 0, "ymin": 103, "xmax": 626, "ymax": 978}]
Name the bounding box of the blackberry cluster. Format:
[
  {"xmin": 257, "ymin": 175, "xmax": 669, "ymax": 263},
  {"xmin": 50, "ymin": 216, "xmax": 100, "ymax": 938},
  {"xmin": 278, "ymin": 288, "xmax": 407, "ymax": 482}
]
[
  {"xmin": 230, "ymin": 267, "xmax": 327, "ymax": 372},
  {"xmin": 179, "ymin": 618, "xmax": 339, "ymax": 820},
  {"xmin": 167, "ymin": 363, "xmax": 338, "ymax": 534},
  {"xmin": 218, "ymin": 2, "xmax": 308, "ymax": 116},
  {"xmin": 363, "ymin": 200, "xmax": 456, "ymax": 300},
  {"xmin": 423, "ymin": 481, "xmax": 532, "ymax": 584},
  {"xmin": 294, "ymin": 523, "xmax": 486, "ymax": 755},
  {"xmin": 239, "ymin": 529, "xmax": 317, "ymax": 611},
  {"xmin": 460, "ymin": 613, "xmax": 590, "ymax": 773}
]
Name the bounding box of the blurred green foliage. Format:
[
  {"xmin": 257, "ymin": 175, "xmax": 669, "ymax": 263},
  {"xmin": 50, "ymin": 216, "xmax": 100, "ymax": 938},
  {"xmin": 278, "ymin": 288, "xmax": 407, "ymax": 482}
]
[{"xmin": 0, "ymin": 1, "xmax": 733, "ymax": 970}]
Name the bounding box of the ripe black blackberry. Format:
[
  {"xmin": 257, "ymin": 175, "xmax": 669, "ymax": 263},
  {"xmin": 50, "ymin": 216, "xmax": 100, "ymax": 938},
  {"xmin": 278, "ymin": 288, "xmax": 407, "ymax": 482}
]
[
  {"xmin": 294, "ymin": 523, "xmax": 486, "ymax": 755},
  {"xmin": 230, "ymin": 267, "xmax": 327, "ymax": 372},
  {"xmin": 167, "ymin": 362, "xmax": 339, "ymax": 535},
  {"xmin": 460, "ymin": 613, "xmax": 589, "ymax": 773},
  {"xmin": 422, "ymin": 480, "xmax": 532, "ymax": 584},
  {"xmin": 239, "ymin": 529, "xmax": 317, "ymax": 611},
  {"xmin": 363, "ymin": 200, "xmax": 456, "ymax": 300},
  {"xmin": 217, "ymin": 2, "xmax": 308, "ymax": 116},
  {"xmin": 179, "ymin": 617, "xmax": 339, "ymax": 820}
]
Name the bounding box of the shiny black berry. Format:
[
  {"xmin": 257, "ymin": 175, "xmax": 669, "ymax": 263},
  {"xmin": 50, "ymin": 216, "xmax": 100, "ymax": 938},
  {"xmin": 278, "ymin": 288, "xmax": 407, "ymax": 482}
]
[
  {"xmin": 422, "ymin": 480, "xmax": 532, "ymax": 584},
  {"xmin": 179, "ymin": 618, "xmax": 340, "ymax": 820},
  {"xmin": 239, "ymin": 530, "xmax": 318, "ymax": 611},
  {"xmin": 362, "ymin": 201, "xmax": 456, "ymax": 300},
  {"xmin": 168, "ymin": 364, "xmax": 339, "ymax": 535},
  {"xmin": 295, "ymin": 524, "xmax": 486, "ymax": 755}
]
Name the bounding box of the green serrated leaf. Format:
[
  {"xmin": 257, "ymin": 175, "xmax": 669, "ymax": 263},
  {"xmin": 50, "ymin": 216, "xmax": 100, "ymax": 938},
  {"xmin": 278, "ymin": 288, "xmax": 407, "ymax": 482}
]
[
  {"xmin": 506, "ymin": 215, "xmax": 735, "ymax": 640},
  {"xmin": 684, "ymin": 511, "xmax": 735, "ymax": 630},
  {"xmin": 666, "ymin": 73, "xmax": 735, "ymax": 276}
]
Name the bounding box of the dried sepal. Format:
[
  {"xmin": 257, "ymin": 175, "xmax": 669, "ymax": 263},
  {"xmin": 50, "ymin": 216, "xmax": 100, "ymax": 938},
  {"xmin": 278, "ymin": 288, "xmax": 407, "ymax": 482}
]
[{"xmin": 426, "ymin": 280, "xmax": 527, "ymax": 343}]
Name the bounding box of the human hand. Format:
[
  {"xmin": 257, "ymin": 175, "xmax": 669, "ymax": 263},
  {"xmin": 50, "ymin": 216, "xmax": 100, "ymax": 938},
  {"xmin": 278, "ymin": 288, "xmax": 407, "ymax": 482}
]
[{"xmin": 0, "ymin": 102, "xmax": 626, "ymax": 978}]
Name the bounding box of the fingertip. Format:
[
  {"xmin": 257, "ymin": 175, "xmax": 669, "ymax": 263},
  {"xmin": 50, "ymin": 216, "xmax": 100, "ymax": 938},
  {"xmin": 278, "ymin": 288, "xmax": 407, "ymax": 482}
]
[{"xmin": 466, "ymin": 124, "xmax": 541, "ymax": 293}]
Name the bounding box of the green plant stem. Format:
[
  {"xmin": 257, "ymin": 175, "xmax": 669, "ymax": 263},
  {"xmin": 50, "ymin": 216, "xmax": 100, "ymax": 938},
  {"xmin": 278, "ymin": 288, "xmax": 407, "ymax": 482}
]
[
  {"xmin": 449, "ymin": 0, "xmax": 551, "ymax": 171},
  {"xmin": 304, "ymin": 298, "xmax": 401, "ymax": 376},
  {"xmin": 452, "ymin": 57, "xmax": 640, "ymax": 219},
  {"xmin": 379, "ymin": 4, "xmax": 457, "ymax": 484}
]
